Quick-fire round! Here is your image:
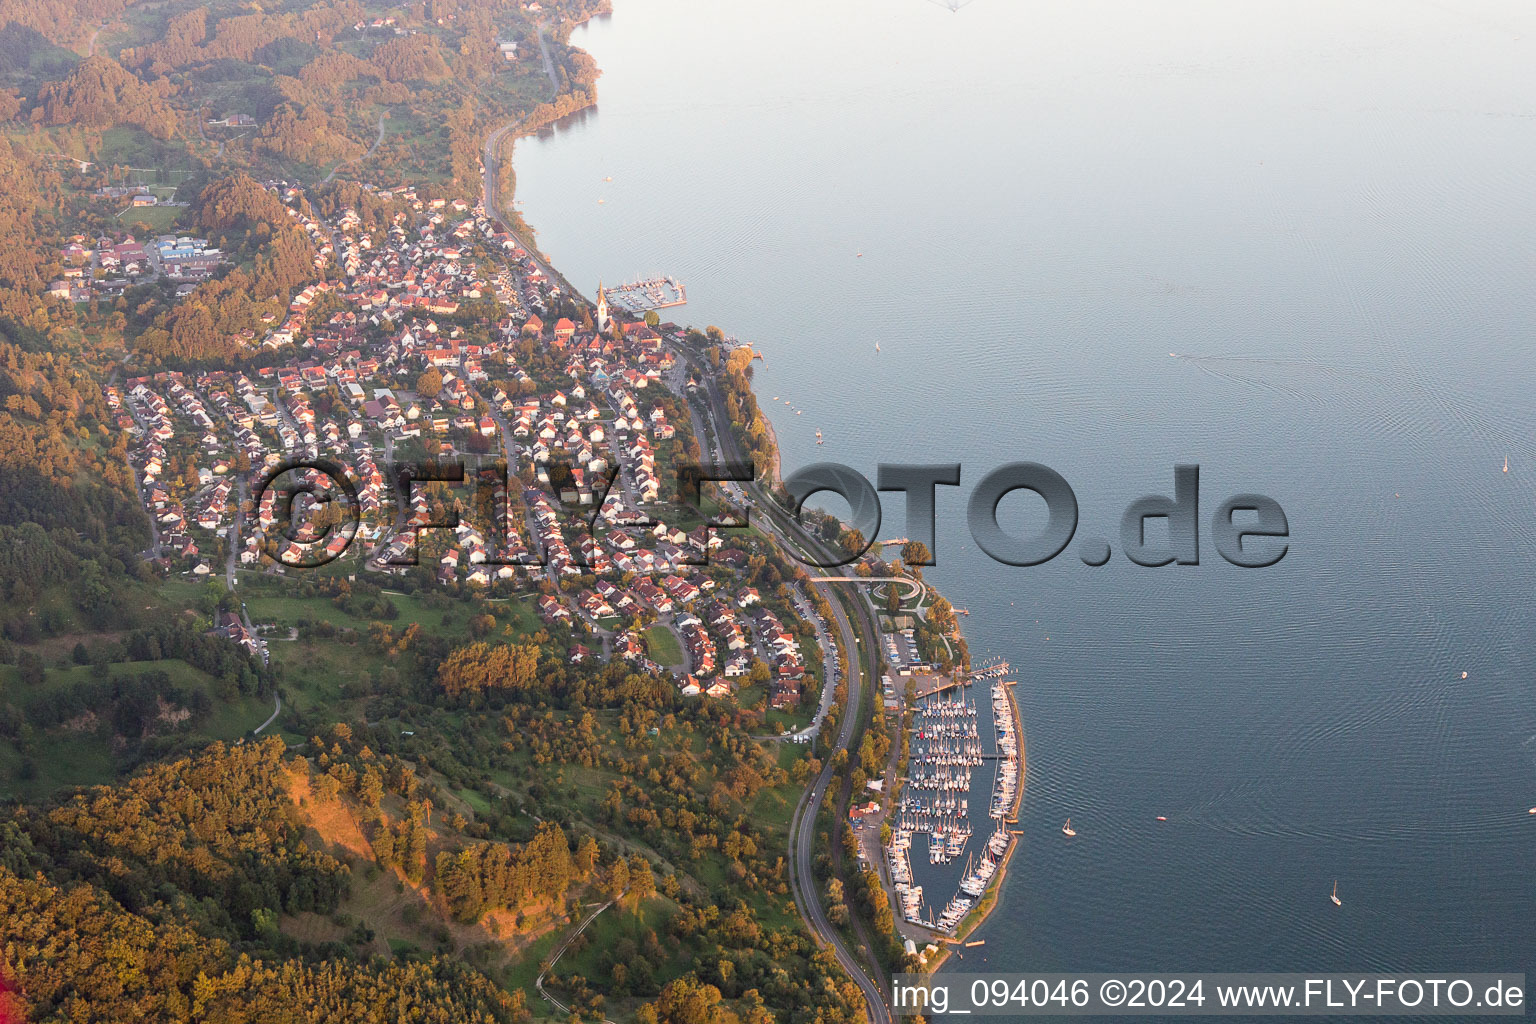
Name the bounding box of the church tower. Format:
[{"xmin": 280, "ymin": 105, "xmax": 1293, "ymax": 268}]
[{"xmin": 595, "ymin": 281, "xmax": 609, "ymax": 333}]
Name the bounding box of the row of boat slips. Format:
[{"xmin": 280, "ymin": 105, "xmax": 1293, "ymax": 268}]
[
  {"xmin": 902, "ymin": 693, "xmax": 982, "ymax": 865},
  {"xmin": 886, "ymin": 676, "xmax": 1024, "ymax": 934},
  {"xmin": 605, "ymin": 275, "xmax": 687, "ymax": 313},
  {"xmin": 989, "ymin": 680, "xmax": 1020, "ymax": 819}
]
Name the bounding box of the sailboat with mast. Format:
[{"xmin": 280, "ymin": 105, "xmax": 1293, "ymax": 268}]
[
  {"xmin": 1330, "ymin": 880, "xmax": 1342, "ymax": 906},
  {"xmin": 1061, "ymin": 818, "xmax": 1076, "ymax": 837}
]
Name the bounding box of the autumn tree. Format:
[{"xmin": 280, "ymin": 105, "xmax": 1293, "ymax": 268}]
[
  {"xmin": 434, "ymin": 641, "xmax": 541, "ymax": 697},
  {"xmin": 416, "ymin": 367, "xmax": 443, "ymax": 399},
  {"xmin": 35, "ymin": 56, "xmax": 177, "ymax": 138},
  {"xmin": 626, "ymin": 853, "xmax": 655, "ymax": 912},
  {"xmin": 639, "ymin": 976, "xmax": 741, "ymax": 1024},
  {"xmin": 901, "ymin": 540, "xmax": 933, "ymax": 567},
  {"xmin": 603, "ymin": 855, "xmax": 629, "ymax": 901}
]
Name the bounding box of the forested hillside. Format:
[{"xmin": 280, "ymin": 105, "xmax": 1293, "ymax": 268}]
[{"xmin": 0, "ymin": 0, "xmax": 903, "ymax": 1021}]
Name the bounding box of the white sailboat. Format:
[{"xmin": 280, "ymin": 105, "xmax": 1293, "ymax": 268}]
[
  {"xmin": 1061, "ymin": 818, "xmax": 1076, "ymax": 837},
  {"xmin": 1330, "ymin": 880, "xmax": 1342, "ymax": 907}
]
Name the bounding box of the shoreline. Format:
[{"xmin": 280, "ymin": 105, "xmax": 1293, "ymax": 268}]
[
  {"xmin": 890, "ymin": 663, "xmax": 1024, "ymax": 973},
  {"xmin": 759, "ymin": 391, "xmax": 783, "ymax": 487},
  {"xmin": 923, "ymin": 677, "xmax": 1024, "ymax": 973},
  {"xmin": 485, "ymin": 2, "xmax": 1015, "ymax": 994}
]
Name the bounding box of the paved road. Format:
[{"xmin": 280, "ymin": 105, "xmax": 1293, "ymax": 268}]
[
  {"xmin": 121, "ymin": 395, "xmax": 165, "ymax": 560},
  {"xmin": 785, "ymin": 574, "xmax": 890, "ymax": 1024},
  {"xmin": 472, "ymin": 384, "xmax": 521, "ymax": 474},
  {"xmin": 685, "ymin": 358, "xmax": 892, "ymax": 1024},
  {"xmin": 822, "ymin": 575, "xmax": 925, "ymax": 602},
  {"xmin": 482, "ymin": 124, "xmax": 566, "ymax": 289},
  {"xmin": 758, "ymin": 587, "xmax": 839, "ymax": 742},
  {"xmin": 225, "ymin": 476, "xmax": 244, "ymax": 589},
  {"xmin": 760, "ymin": 489, "xmax": 892, "ymax": 1023},
  {"xmin": 534, "ymin": 22, "xmax": 560, "ymax": 94},
  {"xmin": 252, "ymin": 692, "xmax": 281, "ymax": 735},
  {"xmin": 239, "ymin": 599, "xmax": 269, "ymax": 668},
  {"xmin": 481, "ymin": 116, "xmax": 588, "ymax": 303},
  {"xmin": 479, "ymin": 76, "xmax": 890, "ymax": 1018},
  {"xmin": 535, "ymin": 896, "xmax": 622, "ymax": 1024}
]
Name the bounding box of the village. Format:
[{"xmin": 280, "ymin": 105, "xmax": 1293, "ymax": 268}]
[
  {"xmin": 54, "ymin": 230, "xmax": 227, "ymax": 304},
  {"xmin": 104, "ymin": 178, "xmax": 840, "ymax": 716}
]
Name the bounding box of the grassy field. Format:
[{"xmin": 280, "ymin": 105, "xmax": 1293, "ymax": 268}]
[
  {"xmin": 871, "ymin": 580, "xmax": 928, "ymax": 613},
  {"xmin": 549, "ymin": 894, "xmax": 680, "ymax": 992},
  {"xmin": 752, "ymin": 744, "xmax": 805, "ymax": 831},
  {"xmin": 117, "ymin": 203, "xmax": 182, "ymax": 232},
  {"xmin": 762, "ymin": 699, "xmax": 815, "ymax": 734},
  {"xmin": 500, "ymin": 927, "xmax": 563, "ymax": 1008},
  {"xmin": 644, "ymin": 625, "xmax": 682, "ymax": 667},
  {"xmin": 484, "ymin": 592, "xmax": 543, "ymax": 635},
  {"xmin": 0, "ymin": 657, "xmax": 273, "ymax": 798},
  {"xmin": 456, "ymin": 786, "xmax": 495, "ymax": 817},
  {"xmin": 266, "ymin": 636, "xmax": 381, "ymax": 716},
  {"xmin": 241, "ymin": 583, "xmax": 474, "ymax": 641}
]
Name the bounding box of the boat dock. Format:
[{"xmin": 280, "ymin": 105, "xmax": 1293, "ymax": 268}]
[
  {"xmin": 606, "ymin": 275, "xmax": 686, "ymax": 313},
  {"xmin": 971, "ymin": 658, "xmax": 1010, "ymax": 679},
  {"xmin": 886, "ymin": 671, "xmax": 1023, "ymax": 939}
]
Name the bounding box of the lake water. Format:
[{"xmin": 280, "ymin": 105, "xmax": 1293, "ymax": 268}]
[{"xmin": 513, "ymin": 0, "xmax": 1536, "ymax": 987}]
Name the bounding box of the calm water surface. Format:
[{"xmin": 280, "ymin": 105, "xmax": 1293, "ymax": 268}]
[{"xmin": 513, "ymin": 0, "xmax": 1536, "ymax": 988}]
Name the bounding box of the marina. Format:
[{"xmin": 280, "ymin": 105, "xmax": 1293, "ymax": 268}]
[
  {"xmin": 604, "ymin": 274, "xmax": 687, "ymax": 313},
  {"xmin": 513, "ymin": 0, "xmax": 1536, "ymax": 983},
  {"xmin": 887, "ymin": 666, "xmax": 1023, "ymax": 938}
]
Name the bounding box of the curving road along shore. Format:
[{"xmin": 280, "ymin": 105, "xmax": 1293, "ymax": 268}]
[
  {"xmin": 483, "ymin": 117, "xmax": 893, "ymax": 1024},
  {"xmin": 686, "ymin": 368, "xmax": 894, "ymax": 1024},
  {"xmin": 483, "ymin": 125, "xmax": 564, "ymax": 289}
]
